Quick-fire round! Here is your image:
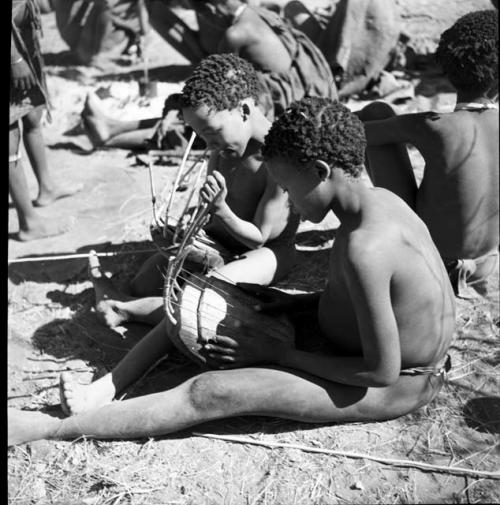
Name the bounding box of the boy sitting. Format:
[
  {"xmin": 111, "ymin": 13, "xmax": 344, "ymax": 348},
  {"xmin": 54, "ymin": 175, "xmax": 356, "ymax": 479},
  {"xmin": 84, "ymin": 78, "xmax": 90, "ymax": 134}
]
[
  {"xmin": 90, "ymin": 53, "xmax": 299, "ymax": 329},
  {"xmin": 8, "ymin": 97, "xmax": 455, "ymax": 445},
  {"xmin": 357, "ymin": 10, "xmax": 498, "ymax": 298}
]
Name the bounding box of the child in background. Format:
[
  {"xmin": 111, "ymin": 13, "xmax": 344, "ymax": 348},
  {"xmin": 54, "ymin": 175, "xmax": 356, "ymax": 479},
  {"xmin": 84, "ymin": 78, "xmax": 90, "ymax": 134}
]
[{"xmin": 358, "ymin": 10, "xmax": 498, "ymax": 297}]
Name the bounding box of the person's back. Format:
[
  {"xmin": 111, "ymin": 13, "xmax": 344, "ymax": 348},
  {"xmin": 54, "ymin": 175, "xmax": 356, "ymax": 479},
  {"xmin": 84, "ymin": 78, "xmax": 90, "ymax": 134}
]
[
  {"xmin": 224, "ymin": 4, "xmax": 293, "ymax": 73},
  {"xmin": 415, "ymin": 108, "xmax": 498, "ymax": 259},
  {"xmin": 195, "ymin": 0, "xmax": 337, "ymax": 117},
  {"xmin": 359, "ymin": 9, "xmax": 499, "ymax": 296},
  {"xmin": 318, "ymin": 185, "xmax": 455, "ymax": 369}
]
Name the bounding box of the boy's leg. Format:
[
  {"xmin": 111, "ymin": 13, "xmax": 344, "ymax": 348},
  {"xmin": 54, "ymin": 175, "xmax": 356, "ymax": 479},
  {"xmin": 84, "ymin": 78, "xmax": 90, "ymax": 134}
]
[
  {"xmin": 89, "ymin": 251, "xmax": 164, "ymax": 327},
  {"xmin": 82, "ymin": 92, "xmax": 160, "ymax": 148},
  {"xmin": 10, "ymin": 366, "xmax": 441, "ymax": 445},
  {"xmin": 9, "ymin": 123, "xmax": 70, "ymax": 241},
  {"xmin": 130, "ymin": 252, "xmax": 170, "ymax": 297},
  {"xmin": 358, "ymin": 101, "xmax": 418, "ymax": 209},
  {"xmin": 59, "ymin": 317, "xmax": 173, "ymax": 416},
  {"xmin": 22, "ymin": 107, "xmax": 82, "ymax": 207},
  {"xmin": 210, "ymin": 244, "xmax": 297, "ymax": 285}
]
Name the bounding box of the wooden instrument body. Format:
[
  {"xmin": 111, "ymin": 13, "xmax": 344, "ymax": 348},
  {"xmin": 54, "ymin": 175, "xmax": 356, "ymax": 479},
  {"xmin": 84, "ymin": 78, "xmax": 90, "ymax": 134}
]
[{"xmin": 165, "ymin": 275, "xmax": 295, "ymax": 367}]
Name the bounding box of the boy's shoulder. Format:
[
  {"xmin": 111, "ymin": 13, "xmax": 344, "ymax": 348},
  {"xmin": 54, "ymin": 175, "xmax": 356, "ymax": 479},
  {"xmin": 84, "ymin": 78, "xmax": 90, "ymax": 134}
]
[{"xmin": 343, "ymin": 190, "xmax": 426, "ymax": 264}]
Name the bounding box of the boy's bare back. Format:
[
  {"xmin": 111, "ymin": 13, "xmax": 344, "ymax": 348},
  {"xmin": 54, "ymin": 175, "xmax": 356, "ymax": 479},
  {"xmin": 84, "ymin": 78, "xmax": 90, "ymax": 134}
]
[
  {"xmin": 415, "ymin": 109, "xmax": 499, "ymax": 259},
  {"xmin": 362, "ymin": 10, "xmax": 498, "ymax": 267},
  {"xmin": 320, "ymin": 187, "xmax": 455, "ymax": 369}
]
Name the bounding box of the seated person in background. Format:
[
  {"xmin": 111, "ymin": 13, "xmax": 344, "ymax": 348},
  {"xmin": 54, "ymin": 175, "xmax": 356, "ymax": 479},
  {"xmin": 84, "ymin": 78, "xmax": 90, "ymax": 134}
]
[
  {"xmin": 81, "ymin": 0, "xmax": 336, "ymax": 149},
  {"xmin": 8, "ymin": 96, "xmax": 455, "ymax": 446},
  {"xmin": 89, "ymin": 53, "xmax": 299, "ymax": 329},
  {"xmin": 357, "ymin": 9, "xmax": 499, "ymax": 298},
  {"xmin": 283, "ymin": 0, "xmax": 401, "ymax": 99}
]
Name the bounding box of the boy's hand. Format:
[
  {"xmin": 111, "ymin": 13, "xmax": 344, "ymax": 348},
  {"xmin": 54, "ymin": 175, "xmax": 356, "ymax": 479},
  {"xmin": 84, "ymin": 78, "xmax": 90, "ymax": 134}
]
[
  {"xmin": 201, "ymin": 328, "xmax": 287, "ymax": 369},
  {"xmin": 11, "ymin": 60, "xmax": 36, "ymax": 91},
  {"xmin": 200, "ymin": 170, "xmax": 228, "ymax": 214},
  {"xmin": 237, "ymin": 283, "xmax": 299, "ymax": 314}
]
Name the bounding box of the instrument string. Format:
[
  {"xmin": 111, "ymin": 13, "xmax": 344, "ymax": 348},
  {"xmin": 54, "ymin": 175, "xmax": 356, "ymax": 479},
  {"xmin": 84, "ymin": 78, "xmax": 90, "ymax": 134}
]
[
  {"xmin": 165, "ymin": 296, "xmax": 290, "ymax": 341},
  {"xmin": 167, "ymin": 272, "xmax": 292, "ymax": 341}
]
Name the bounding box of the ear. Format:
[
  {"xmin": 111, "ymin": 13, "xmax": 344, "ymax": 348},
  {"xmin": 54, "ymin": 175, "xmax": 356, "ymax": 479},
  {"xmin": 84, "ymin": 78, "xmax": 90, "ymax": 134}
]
[{"xmin": 314, "ymin": 160, "xmax": 331, "ymax": 181}]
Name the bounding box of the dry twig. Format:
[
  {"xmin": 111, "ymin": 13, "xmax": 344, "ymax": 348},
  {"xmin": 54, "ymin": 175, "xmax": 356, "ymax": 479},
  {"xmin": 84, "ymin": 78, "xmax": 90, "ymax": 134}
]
[{"xmin": 192, "ymin": 433, "xmax": 500, "ymax": 480}]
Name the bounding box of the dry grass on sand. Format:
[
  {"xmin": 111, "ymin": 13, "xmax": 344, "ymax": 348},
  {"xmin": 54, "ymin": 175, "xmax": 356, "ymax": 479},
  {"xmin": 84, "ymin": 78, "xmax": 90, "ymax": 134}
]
[{"xmin": 8, "ymin": 1, "xmax": 499, "ymax": 503}]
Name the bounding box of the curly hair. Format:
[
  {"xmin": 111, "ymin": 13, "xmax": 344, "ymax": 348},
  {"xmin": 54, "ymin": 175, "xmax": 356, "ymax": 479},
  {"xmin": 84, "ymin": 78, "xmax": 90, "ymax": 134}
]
[
  {"xmin": 435, "ymin": 10, "xmax": 498, "ymax": 93},
  {"xmin": 262, "ymin": 97, "xmax": 366, "ymax": 177},
  {"xmin": 180, "ymin": 53, "xmax": 262, "ymax": 112}
]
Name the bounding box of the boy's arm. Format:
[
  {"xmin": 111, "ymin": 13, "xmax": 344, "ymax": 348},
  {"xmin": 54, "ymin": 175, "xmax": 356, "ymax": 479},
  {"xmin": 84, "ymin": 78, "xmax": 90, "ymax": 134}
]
[
  {"xmin": 208, "ymin": 245, "xmax": 402, "ymax": 387},
  {"xmin": 361, "ymin": 112, "xmax": 430, "ymax": 147},
  {"xmin": 277, "ymin": 248, "xmax": 401, "ymax": 387},
  {"xmin": 209, "ymin": 169, "xmax": 291, "ymax": 249}
]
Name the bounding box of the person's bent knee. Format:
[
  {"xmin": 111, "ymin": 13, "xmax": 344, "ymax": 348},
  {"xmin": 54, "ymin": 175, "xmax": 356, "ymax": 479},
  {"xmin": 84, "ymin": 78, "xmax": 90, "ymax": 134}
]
[
  {"xmin": 130, "ymin": 253, "xmax": 168, "ymax": 297},
  {"xmin": 129, "ymin": 274, "xmax": 151, "ymax": 297},
  {"xmin": 187, "ymin": 372, "xmax": 236, "ymax": 415},
  {"xmin": 359, "ymin": 101, "xmax": 397, "ymax": 121}
]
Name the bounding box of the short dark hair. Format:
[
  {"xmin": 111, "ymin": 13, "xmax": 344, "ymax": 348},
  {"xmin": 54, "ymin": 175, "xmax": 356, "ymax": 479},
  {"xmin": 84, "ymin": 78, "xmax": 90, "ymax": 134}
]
[
  {"xmin": 435, "ymin": 10, "xmax": 498, "ymax": 93},
  {"xmin": 262, "ymin": 97, "xmax": 366, "ymax": 177},
  {"xmin": 180, "ymin": 53, "xmax": 261, "ymax": 112}
]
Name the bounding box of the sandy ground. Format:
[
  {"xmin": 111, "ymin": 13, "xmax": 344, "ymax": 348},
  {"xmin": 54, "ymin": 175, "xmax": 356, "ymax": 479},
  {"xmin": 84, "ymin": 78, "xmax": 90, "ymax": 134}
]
[{"xmin": 8, "ymin": 1, "xmax": 499, "ymax": 504}]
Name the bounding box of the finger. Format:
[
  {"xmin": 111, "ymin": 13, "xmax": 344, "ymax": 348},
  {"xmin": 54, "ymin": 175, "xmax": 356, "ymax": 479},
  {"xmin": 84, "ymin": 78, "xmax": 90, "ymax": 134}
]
[
  {"xmin": 203, "ymin": 344, "xmax": 235, "ymax": 355},
  {"xmin": 205, "ymin": 175, "xmax": 216, "ymax": 186},
  {"xmin": 208, "ymin": 335, "xmax": 238, "ymax": 348},
  {"xmin": 206, "ymin": 179, "xmax": 219, "ymax": 193},
  {"xmin": 200, "ymin": 189, "xmax": 212, "ymax": 201},
  {"xmin": 208, "ymin": 353, "xmax": 236, "ymax": 363},
  {"xmin": 212, "ymin": 171, "xmax": 226, "ymax": 187}
]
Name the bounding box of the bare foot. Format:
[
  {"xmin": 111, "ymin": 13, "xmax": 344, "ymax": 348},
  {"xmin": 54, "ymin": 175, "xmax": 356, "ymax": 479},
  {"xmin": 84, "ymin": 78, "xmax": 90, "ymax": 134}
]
[
  {"xmin": 17, "ymin": 216, "xmax": 75, "ymax": 241},
  {"xmin": 81, "ymin": 92, "xmax": 112, "ymax": 148},
  {"xmin": 8, "ymin": 408, "xmax": 61, "ymax": 445},
  {"xmin": 34, "ymin": 182, "xmax": 84, "ymax": 207},
  {"xmin": 59, "ymin": 372, "xmax": 116, "ymax": 416},
  {"xmin": 89, "ymin": 251, "xmax": 132, "ymax": 327}
]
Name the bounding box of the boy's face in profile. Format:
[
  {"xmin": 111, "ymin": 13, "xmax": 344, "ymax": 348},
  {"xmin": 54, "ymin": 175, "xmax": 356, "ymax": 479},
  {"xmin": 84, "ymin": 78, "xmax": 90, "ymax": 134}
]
[
  {"xmin": 266, "ymin": 157, "xmax": 332, "ymax": 223},
  {"xmin": 183, "ymin": 102, "xmax": 252, "ymax": 160}
]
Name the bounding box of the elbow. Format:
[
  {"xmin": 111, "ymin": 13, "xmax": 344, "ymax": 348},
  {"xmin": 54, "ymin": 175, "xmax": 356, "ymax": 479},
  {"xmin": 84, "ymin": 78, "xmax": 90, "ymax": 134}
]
[
  {"xmin": 252, "ymin": 230, "xmax": 269, "ymax": 249},
  {"xmin": 369, "ymin": 369, "xmax": 399, "ymax": 387}
]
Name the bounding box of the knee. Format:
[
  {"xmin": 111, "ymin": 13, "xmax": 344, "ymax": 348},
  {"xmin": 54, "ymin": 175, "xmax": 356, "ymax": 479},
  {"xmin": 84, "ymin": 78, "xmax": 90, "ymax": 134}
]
[
  {"xmin": 129, "ymin": 274, "xmax": 149, "ymax": 297},
  {"xmin": 358, "ymin": 101, "xmax": 396, "ymax": 121},
  {"xmin": 187, "ymin": 372, "xmax": 235, "ymax": 414},
  {"xmin": 130, "ymin": 253, "xmax": 167, "ymax": 296}
]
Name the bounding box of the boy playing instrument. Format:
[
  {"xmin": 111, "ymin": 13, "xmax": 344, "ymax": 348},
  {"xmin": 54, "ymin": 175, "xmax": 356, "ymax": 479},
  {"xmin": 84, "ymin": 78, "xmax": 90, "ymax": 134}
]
[
  {"xmin": 8, "ymin": 97, "xmax": 455, "ymax": 445},
  {"xmin": 90, "ymin": 53, "xmax": 299, "ymax": 329},
  {"xmin": 358, "ymin": 10, "xmax": 499, "ymax": 298}
]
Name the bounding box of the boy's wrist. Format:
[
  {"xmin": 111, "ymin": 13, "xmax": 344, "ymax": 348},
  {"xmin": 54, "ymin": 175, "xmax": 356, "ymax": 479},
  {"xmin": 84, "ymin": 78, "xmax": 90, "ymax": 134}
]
[{"xmin": 214, "ymin": 201, "xmax": 230, "ymax": 217}]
